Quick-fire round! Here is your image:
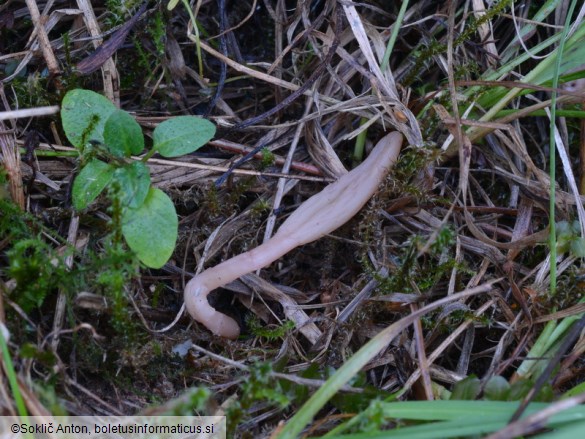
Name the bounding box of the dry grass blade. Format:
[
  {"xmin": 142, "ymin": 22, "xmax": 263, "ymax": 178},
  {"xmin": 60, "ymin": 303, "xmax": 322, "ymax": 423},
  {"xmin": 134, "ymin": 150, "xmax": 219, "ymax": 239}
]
[
  {"xmin": 24, "ymin": 0, "xmax": 60, "ymax": 76},
  {"xmin": 0, "ymin": 89, "xmax": 24, "ymax": 209},
  {"xmin": 75, "ymin": 0, "xmax": 119, "ymax": 103},
  {"xmin": 0, "ymin": 106, "xmax": 60, "ymax": 121},
  {"xmin": 0, "ymin": 129, "xmax": 23, "ymax": 209},
  {"xmin": 342, "ymin": 2, "xmax": 422, "ymax": 146}
]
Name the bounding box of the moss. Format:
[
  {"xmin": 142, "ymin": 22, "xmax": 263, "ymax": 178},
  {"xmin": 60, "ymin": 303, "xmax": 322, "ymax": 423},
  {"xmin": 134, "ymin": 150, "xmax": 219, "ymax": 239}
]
[
  {"xmin": 7, "ymin": 238, "xmax": 70, "ymax": 312},
  {"xmin": 249, "ymin": 198, "xmax": 271, "ymax": 218},
  {"xmin": 246, "ymin": 315, "xmax": 295, "ymax": 341},
  {"xmin": 11, "ymin": 74, "xmax": 52, "ymax": 108},
  {"xmin": 104, "ymin": 0, "xmax": 144, "ymax": 28},
  {"xmin": 149, "ymin": 10, "xmax": 166, "ymax": 57},
  {"xmin": 260, "ymin": 147, "xmax": 276, "ymax": 168},
  {"xmin": 1, "ymin": 179, "xmax": 140, "ymax": 341},
  {"xmin": 404, "ymin": 0, "xmax": 512, "ymax": 87},
  {"xmin": 228, "ymin": 177, "xmax": 256, "ymax": 206},
  {"xmin": 202, "ymin": 184, "xmax": 221, "ymax": 216}
]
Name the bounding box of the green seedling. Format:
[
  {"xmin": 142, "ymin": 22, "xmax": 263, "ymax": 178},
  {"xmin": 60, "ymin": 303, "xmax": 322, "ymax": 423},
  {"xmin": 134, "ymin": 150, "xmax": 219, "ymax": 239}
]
[{"xmin": 61, "ymin": 89, "xmax": 216, "ymax": 268}]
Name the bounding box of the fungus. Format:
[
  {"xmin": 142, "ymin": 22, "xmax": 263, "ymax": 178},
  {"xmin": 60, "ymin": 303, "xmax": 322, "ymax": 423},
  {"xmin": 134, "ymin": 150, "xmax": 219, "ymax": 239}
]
[{"xmin": 184, "ymin": 132, "xmax": 404, "ymax": 338}]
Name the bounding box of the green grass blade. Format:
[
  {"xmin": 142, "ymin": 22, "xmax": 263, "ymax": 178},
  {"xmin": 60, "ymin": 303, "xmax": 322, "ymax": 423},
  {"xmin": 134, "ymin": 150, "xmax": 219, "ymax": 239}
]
[
  {"xmin": 317, "ymin": 401, "xmax": 585, "ymax": 439},
  {"xmin": 0, "ymin": 324, "xmax": 28, "ymax": 417},
  {"xmin": 537, "ymin": 421, "xmax": 585, "ymax": 438},
  {"xmin": 496, "ymin": 109, "xmax": 585, "ymax": 119},
  {"xmin": 353, "ymin": 0, "xmax": 409, "ymax": 163},
  {"xmin": 467, "ymin": 22, "xmax": 585, "ymax": 133},
  {"xmin": 380, "ymin": 0, "xmax": 409, "ymax": 72},
  {"xmin": 548, "ymin": 0, "xmax": 579, "ymax": 298},
  {"xmin": 499, "ymin": 0, "xmax": 562, "ymax": 64},
  {"xmin": 320, "ymin": 417, "xmax": 507, "ymax": 439}
]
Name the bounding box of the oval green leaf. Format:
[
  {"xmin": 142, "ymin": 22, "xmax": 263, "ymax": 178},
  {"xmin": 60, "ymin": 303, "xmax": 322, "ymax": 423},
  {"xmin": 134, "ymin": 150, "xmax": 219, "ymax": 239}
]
[
  {"xmin": 61, "ymin": 89, "xmax": 117, "ymax": 149},
  {"xmin": 153, "ymin": 116, "xmax": 216, "ymax": 157},
  {"xmin": 72, "ymin": 159, "xmax": 115, "ymax": 210},
  {"xmin": 484, "ymin": 376, "xmax": 510, "ymax": 401},
  {"xmin": 450, "ymin": 376, "xmax": 480, "ymax": 400},
  {"xmin": 104, "ymin": 109, "xmax": 145, "ymax": 157},
  {"xmin": 113, "ymin": 161, "xmax": 151, "ymax": 208},
  {"xmin": 121, "ymin": 187, "xmax": 178, "ymax": 268},
  {"xmin": 571, "ymin": 238, "xmax": 585, "ymax": 258}
]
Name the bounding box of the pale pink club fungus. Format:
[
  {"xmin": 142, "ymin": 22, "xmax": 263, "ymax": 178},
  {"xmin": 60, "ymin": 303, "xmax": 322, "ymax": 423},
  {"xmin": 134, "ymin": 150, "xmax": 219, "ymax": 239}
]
[{"xmin": 184, "ymin": 132, "xmax": 404, "ymax": 338}]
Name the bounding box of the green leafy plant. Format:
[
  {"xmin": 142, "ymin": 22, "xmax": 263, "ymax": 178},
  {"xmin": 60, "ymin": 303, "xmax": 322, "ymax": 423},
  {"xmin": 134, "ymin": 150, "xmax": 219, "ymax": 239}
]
[
  {"xmin": 61, "ymin": 89, "xmax": 216, "ymax": 268},
  {"xmin": 556, "ymin": 220, "xmax": 585, "ymax": 258},
  {"xmin": 226, "ymin": 361, "xmax": 292, "ymax": 435}
]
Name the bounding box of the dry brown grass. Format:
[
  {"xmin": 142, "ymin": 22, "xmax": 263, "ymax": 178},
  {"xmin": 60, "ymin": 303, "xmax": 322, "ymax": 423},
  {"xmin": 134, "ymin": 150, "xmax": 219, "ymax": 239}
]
[{"xmin": 1, "ymin": 0, "xmax": 585, "ymax": 436}]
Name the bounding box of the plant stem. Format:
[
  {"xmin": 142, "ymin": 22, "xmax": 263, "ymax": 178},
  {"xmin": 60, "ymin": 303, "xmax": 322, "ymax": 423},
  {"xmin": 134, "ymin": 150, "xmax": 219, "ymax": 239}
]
[
  {"xmin": 18, "ymin": 148, "xmax": 78, "ymax": 157},
  {"xmin": 380, "ymin": 0, "xmax": 409, "ymax": 71},
  {"xmin": 181, "ymin": 0, "xmax": 204, "ymax": 77},
  {"xmin": 548, "ymin": 0, "xmax": 578, "ymax": 296},
  {"xmin": 141, "ymin": 147, "xmax": 158, "ymax": 162},
  {"xmin": 352, "ymin": 117, "xmax": 368, "ymax": 164}
]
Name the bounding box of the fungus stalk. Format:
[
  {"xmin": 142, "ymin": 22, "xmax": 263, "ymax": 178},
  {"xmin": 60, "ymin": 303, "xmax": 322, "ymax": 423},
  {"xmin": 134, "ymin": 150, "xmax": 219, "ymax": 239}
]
[{"xmin": 184, "ymin": 132, "xmax": 404, "ymax": 338}]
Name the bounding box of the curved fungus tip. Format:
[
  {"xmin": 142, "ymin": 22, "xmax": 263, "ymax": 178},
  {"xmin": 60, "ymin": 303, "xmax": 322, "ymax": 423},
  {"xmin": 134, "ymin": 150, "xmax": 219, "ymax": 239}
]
[
  {"xmin": 184, "ymin": 283, "xmax": 241, "ymax": 339},
  {"xmin": 184, "ymin": 132, "xmax": 403, "ymax": 338}
]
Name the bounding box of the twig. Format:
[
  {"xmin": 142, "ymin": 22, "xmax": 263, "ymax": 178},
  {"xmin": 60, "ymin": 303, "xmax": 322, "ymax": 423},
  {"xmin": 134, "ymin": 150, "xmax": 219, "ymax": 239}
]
[
  {"xmin": 24, "ymin": 0, "xmax": 60, "ymax": 75},
  {"xmin": 0, "ymin": 106, "xmax": 60, "ymax": 121}
]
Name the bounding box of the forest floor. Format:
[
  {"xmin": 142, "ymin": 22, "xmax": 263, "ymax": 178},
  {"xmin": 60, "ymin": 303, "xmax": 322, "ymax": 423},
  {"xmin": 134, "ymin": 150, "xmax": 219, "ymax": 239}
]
[{"xmin": 1, "ymin": 1, "xmax": 585, "ymax": 437}]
